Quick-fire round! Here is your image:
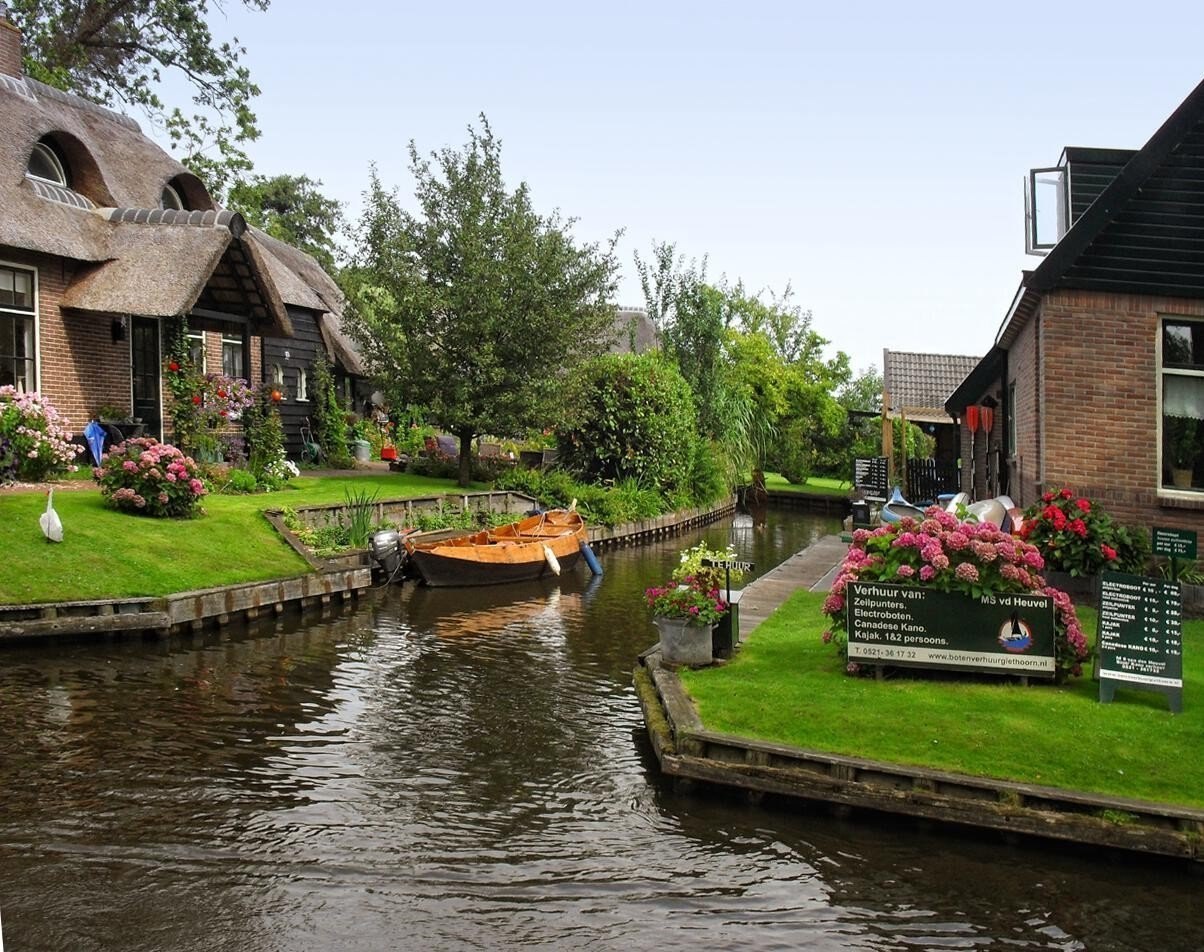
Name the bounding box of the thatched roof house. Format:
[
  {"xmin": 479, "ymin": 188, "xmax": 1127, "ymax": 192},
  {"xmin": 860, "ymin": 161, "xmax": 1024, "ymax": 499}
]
[{"xmin": 0, "ymin": 6, "xmax": 360, "ymax": 451}]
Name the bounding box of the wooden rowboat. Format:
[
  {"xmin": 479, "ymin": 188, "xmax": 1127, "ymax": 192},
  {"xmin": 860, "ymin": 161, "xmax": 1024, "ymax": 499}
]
[{"xmin": 403, "ymin": 509, "xmax": 588, "ymax": 587}]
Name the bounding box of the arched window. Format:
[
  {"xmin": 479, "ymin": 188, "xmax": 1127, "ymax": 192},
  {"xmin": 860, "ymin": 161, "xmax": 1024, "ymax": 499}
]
[
  {"xmin": 160, "ymin": 184, "xmax": 185, "ymax": 211},
  {"xmin": 27, "ymin": 141, "xmax": 68, "ymax": 187},
  {"xmin": 297, "ymin": 365, "xmax": 309, "ymax": 401}
]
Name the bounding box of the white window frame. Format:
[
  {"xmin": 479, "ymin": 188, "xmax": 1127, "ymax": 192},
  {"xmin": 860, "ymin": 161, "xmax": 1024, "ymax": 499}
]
[
  {"xmin": 296, "ymin": 364, "xmax": 309, "ymax": 402},
  {"xmin": 26, "ymin": 141, "xmax": 67, "ymax": 187},
  {"xmin": 221, "ymin": 333, "xmax": 246, "ymax": 381},
  {"xmin": 1157, "ymin": 315, "xmax": 1204, "ymax": 496},
  {"xmin": 187, "ymin": 330, "xmax": 206, "ymax": 373},
  {"xmin": 0, "ymin": 260, "xmax": 39, "ymax": 393}
]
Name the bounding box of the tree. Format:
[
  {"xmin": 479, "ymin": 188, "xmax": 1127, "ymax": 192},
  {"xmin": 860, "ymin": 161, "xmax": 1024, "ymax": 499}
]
[
  {"xmin": 343, "ymin": 117, "xmax": 620, "ymax": 486},
  {"xmin": 228, "ymin": 174, "xmax": 345, "ymax": 272},
  {"xmin": 10, "ymin": 0, "xmax": 269, "ymax": 199}
]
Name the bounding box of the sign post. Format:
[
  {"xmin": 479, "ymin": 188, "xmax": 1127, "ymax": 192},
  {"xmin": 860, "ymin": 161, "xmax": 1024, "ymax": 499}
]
[
  {"xmin": 1098, "ymin": 571, "xmax": 1182, "ymax": 713},
  {"xmin": 701, "ymin": 557, "xmax": 755, "ymax": 660}
]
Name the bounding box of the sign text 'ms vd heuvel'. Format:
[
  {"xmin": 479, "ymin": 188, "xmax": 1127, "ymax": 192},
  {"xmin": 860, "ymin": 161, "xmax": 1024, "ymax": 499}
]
[
  {"xmin": 846, "ymin": 582, "xmax": 1056, "ymax": 677},
  {"xmin": 1098, "ymin": 571, "xmax": 1182, "ymax": 712}
]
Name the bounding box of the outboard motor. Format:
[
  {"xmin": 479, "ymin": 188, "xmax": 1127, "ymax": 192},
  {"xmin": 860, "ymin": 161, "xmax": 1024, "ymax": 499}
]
[{"xmin": 369, "ymin": 528, "xmax": 404, "ymax": 580}]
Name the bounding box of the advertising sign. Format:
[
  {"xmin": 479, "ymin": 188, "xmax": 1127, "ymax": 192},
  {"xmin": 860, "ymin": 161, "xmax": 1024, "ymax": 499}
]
[{"xmin": 847, "ymin": 582, "xmax": 1056, "ymax": 677}]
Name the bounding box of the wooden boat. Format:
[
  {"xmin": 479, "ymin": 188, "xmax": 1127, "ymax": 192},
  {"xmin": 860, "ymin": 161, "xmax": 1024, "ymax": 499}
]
[{"xmin": 403, "ymin": 509, "xmax": 588, "ymax": 587}]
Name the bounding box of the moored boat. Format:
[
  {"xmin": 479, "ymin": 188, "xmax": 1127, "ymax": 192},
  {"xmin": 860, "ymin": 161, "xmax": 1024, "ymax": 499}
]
[{"xmin": 403, "ymin": 509, "xmax": 588, "ymax": 587}]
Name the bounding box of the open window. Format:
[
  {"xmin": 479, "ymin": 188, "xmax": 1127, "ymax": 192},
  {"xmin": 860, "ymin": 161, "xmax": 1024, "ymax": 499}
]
[{"xmin": 1024, "ymin": 166, "xmax": 1068, "ymax": 255}]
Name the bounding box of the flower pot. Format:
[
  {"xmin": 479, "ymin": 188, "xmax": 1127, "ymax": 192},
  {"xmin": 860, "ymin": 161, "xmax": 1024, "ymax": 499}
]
[
  {"xmin": 351, "ymin": 439, "xmax": 371, "ymax": 462},
  {"xmin": 654, "ymin": 616, "xmax": 715, "ymax": 666},
  {"xmin": 380, "ymin": 446, "xmax": 398, "ymax": 461},
  {"xmin": 1171, "ymin": 467, "xmax": 1193, "ymax": 489}
]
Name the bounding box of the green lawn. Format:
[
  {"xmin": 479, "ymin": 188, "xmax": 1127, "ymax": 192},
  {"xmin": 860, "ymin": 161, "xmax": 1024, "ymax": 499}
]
[
  {"xmin": 0, "ymin": 472, "xmax": 483, "ymax": 604},
  {"xmin": 681, "ymin": 591, "xmax": 1204, "ymax": 809},
  {"xmin": 761, "ymin": 472, "xmax": 851, "ymax": 496}
]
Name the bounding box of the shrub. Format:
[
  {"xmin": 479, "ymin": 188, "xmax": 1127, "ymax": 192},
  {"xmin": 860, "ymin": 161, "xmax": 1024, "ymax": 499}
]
[
  {"xmin": 557, "ymin": 353, "xmax": 699, "ymax": 498},
  {"xmin": 823, "ymin": 508, "xmax": 1089, "ymax": 679},
  {"xmin": 224, "ymin": 468, "xmax": 259, "ymax": 494},
  {"xmin": 312, "ymin": 359, "xmax": 353, "ymax": 468},
  {"xmin": 1019, "ymin": 488, "xmax": 1149, "ymax": 576},
  {"xmin": 243, "ymin": 387, "xmax": 296, "ymax": 490},
  {"xmin": 0, "ymin": 387, "xmax": 80, "ymax": 481},
  {"xmin": 93, "ymin": 438, "xmax": 206, "ymax": 517}
]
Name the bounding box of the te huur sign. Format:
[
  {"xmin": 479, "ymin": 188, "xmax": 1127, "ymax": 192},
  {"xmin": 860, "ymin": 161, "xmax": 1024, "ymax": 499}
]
[
  {"xmin": 847, "ymin": 583, "xmax": 1056, "ymax": 678},
  {"xmin": 1098, "ymin": 571, "xmax": 1183, "ymax": 713}
]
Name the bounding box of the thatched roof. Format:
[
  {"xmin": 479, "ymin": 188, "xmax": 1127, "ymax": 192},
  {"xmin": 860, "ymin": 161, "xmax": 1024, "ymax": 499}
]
[
  {"xmin": 0, "ymin": 67, "xmax": 345, "ymax": 347},
  {"xmin": 609, "ymin": 308, "xmax": 659, "ymax": 354}
]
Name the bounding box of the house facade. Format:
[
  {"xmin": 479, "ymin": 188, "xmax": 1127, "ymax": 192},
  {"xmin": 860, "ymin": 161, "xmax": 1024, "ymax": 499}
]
[
  {"xmin": 948, "ymin": 83, "xmax": 1204, "ymax": 533},
  {"xmin": 0, "ymin": 9, "xmax": 360, "ymax": 459}
]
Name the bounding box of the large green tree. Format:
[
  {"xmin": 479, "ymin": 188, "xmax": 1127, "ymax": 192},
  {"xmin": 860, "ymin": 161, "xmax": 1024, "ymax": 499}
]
[
  {"xmin": 228, "ymin": 173, "xmax": 345, "ymax": 272},
  {"xmin": 343, "ymin": 118, "xmax": 620, "ymax": 486},
  {"xmin": 10, "ymin": 0, "xmax": 268, "ymax": 199}
]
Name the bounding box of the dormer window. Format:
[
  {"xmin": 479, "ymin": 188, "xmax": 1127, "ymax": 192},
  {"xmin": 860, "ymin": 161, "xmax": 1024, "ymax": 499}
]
[
  {"xmin": 160, "ymin": 184, "xmax": 185, "ymax": 211},
  {"xmin": 1025, "ymin": 166, "xmax": 1068, "ymax": 255},
  {"xmin": 27, "ymin": 140, "xmax": 68, "ymax": 187}
]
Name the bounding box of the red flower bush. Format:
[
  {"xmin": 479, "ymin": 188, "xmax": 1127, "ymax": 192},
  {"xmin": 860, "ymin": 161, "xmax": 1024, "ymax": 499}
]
[{"xmin": 1020, "ymin": 488, "xmax": 1148, "ymax": 577}]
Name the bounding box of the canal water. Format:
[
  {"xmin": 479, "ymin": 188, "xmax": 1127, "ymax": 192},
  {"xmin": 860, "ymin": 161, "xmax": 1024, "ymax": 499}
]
[{"xmin": 0, "ymin": 510, "xmax": 1200, "ymax": 951}]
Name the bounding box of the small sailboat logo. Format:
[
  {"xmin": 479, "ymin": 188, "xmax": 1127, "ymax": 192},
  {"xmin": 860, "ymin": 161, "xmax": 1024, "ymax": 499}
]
[{"xmin": 998, "ymin": 611, "xmax": 1034, "ymax": 653}]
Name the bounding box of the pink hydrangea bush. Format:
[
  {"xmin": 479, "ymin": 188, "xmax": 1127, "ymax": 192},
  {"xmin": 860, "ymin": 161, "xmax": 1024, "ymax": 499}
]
[
  {"xmin": 0, "ymin": 386, "xmax": 81, "ymax": 481},
  {"xmin": 93, "ymin": 437, "xmax": 207, "ymax": 518},
  {"xmin": 822, "ymin": 506, "xmax": 1089, "ymax": 679}
]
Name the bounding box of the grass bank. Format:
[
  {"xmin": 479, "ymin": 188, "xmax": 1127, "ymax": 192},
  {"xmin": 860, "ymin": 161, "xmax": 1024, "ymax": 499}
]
[
  {"xmin": 0, "ymin": 472, "xmax": 483, "ymax": 604},
  {"xmin": 681, "ymin": 590, "xmax": 1204, "ymax": 809},
  {"xmin": 761, "ymin": 473, "xmax": 851, "ymax": 497}
]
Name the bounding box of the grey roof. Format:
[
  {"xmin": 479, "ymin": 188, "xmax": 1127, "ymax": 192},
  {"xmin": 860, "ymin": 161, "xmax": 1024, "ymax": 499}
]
[{"xmin": 883, "ymin": 349, "xmax": 981, "ymax": 423}]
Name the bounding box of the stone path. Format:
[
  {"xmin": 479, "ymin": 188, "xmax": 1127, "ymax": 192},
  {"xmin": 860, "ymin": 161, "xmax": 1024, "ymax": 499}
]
[{"xmin": 737, "ymin": 534, "xmax": 847, "ymax": 639}]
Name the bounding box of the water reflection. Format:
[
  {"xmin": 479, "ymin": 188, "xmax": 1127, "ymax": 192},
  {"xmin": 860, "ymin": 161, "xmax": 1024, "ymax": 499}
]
[{"xmin": 0, "ymin": 512, "xmax": 1200, "ymax": 950}]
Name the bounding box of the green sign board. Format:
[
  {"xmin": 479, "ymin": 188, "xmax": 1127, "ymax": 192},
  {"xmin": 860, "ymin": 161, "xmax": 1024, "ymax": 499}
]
[
  {"xmin": 1098, "ymin": 571, "xmax": 1182, "ymax": 713},
  {"xmin": 846, "ymin": 583, "xmax": 1056, "ymax": 677},
  {"xmin": 1152, "ymin": 527, "xmax": 1197, "ymax": 561}
]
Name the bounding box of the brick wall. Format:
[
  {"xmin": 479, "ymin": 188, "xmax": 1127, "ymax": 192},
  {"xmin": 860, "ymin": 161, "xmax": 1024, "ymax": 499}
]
[
  {"xmin": 2, "ymin": 247, "xmax": 131, "ymax": 433},
  {"xmin": 1033, "ymin": 288, "xmax": 1204, "ymax": 531},
  {"xmin": 1007, "ymin": 311, "xmax": 1041, "ymax": 507}
]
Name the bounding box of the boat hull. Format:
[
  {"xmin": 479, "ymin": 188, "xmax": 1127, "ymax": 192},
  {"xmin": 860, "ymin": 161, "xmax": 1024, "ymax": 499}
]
[{"xmin": 404, "ymin": 509, "xmax": 588, "ymax": 587}]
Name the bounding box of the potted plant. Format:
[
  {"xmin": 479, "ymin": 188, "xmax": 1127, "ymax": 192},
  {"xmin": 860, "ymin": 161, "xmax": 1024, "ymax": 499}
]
[{"xmin": 645, "ymin": 576, "xmax": 729, "ymax": 666}]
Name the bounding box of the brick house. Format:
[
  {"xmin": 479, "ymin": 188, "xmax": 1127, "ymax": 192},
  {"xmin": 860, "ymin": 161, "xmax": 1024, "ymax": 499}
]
[
  {"xmin": 947, "ymin": 79, "xmax": 1204, "ymax": 533},
  {"xmin": 0, "ymin": 8, "xmax": 361, "ymax": 458}
]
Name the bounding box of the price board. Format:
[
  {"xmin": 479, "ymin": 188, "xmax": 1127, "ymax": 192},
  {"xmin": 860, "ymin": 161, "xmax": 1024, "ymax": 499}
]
[
  {"xmin": 846, "ymin": 583, "xmax": 1056, "ymax": 677},
  {"xmin": 1152, "ymin": 527, "xmax": 1197, "ymax": 561},
  {"xmin": 853, "ymin": 457, "xmax": 888, "ymax": 500},
  {"xmin": 1098, "ymin": 571, "xmax": 1182, "ymax": 713}
]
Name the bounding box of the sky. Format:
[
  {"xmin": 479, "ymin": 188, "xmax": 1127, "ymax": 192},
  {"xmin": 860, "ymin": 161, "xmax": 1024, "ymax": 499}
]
[{"xmin": 162, "ymin": 1, "xmax": 1204, "ymax": 374}]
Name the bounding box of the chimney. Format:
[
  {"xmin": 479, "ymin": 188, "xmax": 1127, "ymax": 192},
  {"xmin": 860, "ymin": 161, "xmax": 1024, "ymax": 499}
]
[{"xmin": 0, "ymin": 3, "xmax": 22, "ymax": 79}]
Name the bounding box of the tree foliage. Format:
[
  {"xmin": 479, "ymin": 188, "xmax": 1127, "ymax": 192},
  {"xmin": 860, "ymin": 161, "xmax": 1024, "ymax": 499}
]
[
  {"xmin": 343, "ymin": 117, "xmax": 620, "ymax": 486},
  {"xmin": 557, "ymin": 352, "xmax": 699, "ymax": 500},
  {"xmin": 229, "ymin": 174, "xmax": 345, "ymax": 272},
  {"xmin": 10, "ymin": 0, "xmax": 269, "ymax": 199}
]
